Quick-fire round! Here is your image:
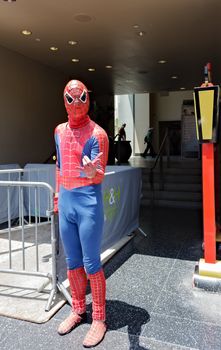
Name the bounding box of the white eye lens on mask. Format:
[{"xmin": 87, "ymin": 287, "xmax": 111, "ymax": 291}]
[
  {"xmin": 65, "ymin": 92, "xmax": 74, "ymax": 104},
  {"xmin": 79, "ymin": 90, "xmax": 87, "ymax": 103},
  {"xmin": 65, "ymin": 90, "xmax": 87, "ymax": 104}
]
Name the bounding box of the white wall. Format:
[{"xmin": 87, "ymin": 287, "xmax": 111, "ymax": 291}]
[
  {"xmin": 115, "ymin": 93, "xmax": 150, "ymax": 155},
  {"xmin": 154, "ymin": 90, "xmax": 193, "ymax": 121},
  {"xmin": 151, "ymin": 90, "xmax": 193, "ymax": 150},
  {"xmin": 114, "ymin": 94, "xmax": 134, "ymax": 146},
  {"xmin": 0, "ymin": 45, "xmax": 67, "ymax": 166},
  {"xmin": 134, "ymin": 93, "xmax": 150, "ymax": 154}
]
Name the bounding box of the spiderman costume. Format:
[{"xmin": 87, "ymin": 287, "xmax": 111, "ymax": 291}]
[{"xmin": 54, "ymin": 80, "xmax": 109, "ymax": 347}]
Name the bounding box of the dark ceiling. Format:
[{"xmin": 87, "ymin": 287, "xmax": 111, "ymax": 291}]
[{"xmin": 0, "ymin": 0, "xmax": 221, "ymax": 95}]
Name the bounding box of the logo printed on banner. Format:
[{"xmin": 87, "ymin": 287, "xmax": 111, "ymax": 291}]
[{"xmin": 103, "ymin": 186, "xmax": 120, "ymax": 221}]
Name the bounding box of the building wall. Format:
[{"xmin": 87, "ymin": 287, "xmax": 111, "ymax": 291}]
[
  {"xmin": 0, "ymin": 44, "xmax": 195, "ymax": 165},
  {"xmin": 115, "ymin": 93, "xmax": 150, "ymax": 155},
  {"xmin": 151, "ymin": 90, "xmax": 193, "ymax": 151},
  {"xmin": 134, "ymin": 93, "xmax": 150, "ymax": 154},
  {"xmin": 115, "ymin": 91, "xmax": 195, "ymax": 156},
  {"xmin": 114, "ymin": 94, "xmax": 134, "ymax": 146},
  {"xmin": 0, "ymin": 45, "xmax": 67, "ymax": 166},
  {"xmin": 90, "ymin": 94, "xmax": 114, "ymax": 138}
]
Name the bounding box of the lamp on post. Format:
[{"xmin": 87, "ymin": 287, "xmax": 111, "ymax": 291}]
[
  {"xmin": 194, "ymin": 85, "xmax": 219, "ymax": 144},
  {"xmin": 193, "ymin": 63, "xmax": 221, "ymax": 291},
  {"xmin": 193, "ymin": 76, "xmax": 220, "ymax": 264}
]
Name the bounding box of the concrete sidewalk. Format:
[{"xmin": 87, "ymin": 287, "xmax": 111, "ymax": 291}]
[{"xmin": 1, "ymin": 207, "xmax": 221, "ymax": 350}]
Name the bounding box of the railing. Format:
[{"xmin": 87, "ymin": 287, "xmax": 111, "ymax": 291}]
[
  {"xmin": 0, "ymin": 167, "xmax": 53, "ymax": 225},
  {"xmin": 0, "ymin": 174, "xmax": 72, "ymax": 311},
  {"xmin": 149, "ymin": 128, "xmax": 170, "ymax": 203}
]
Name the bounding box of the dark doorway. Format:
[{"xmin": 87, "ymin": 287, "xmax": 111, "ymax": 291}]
[{"xmin": 159, "ymin": 121, "xmax": 181, "ymax": 156}]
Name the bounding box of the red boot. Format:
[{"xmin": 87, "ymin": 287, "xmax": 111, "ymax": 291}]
[
  {"xmin": 83, "ymin": 269, "xmax": 107, "ymax": 348},
  {"xmin": 57, "ymin": 267, "xmax": 88, "ymax": 335}
]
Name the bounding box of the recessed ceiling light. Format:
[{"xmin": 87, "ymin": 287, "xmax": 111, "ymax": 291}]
[
  {"xmin": 133, "ymin": 24, "xmax": 139, "ymax": 29},
  {"xmin": 21, "ymin": 29, "xmax": 32, "ymax": 36},
  {"xmin": 50, "ymin": 46, "xmax": 58, "ymax": 51},
  {"xmin": 158, "ymin": 60, "xmax": 167, "ymax": 64},
  {"xmin": 88, "ymin": 68, "xmax": 95, "ymax": 72},
  {"xmin": 105, "ymin": 65, "xmax": 112, "ymax": 69},
  {"xmin": 180, "ymin": 87, "xmax": 186, "ymax": 90},
  {"xmin": 137, "ymin": 31, "xmax": 145, "ymax": 37},
  {"xmin": 171, "ymin": 75, "xmax": 178, "ymax": 79},
  {"xmin": 35, "ymin": 38, "xmax": 41, "ymax": 42},
  {"xmin": 71, "ymin": 58, "xmax": 79, "ymax": 62},
  {"xmin": 68, "ymin": 40, "xmax": 78, "ymax": 46}
]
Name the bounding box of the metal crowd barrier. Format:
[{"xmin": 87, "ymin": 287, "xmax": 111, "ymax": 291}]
[
  {"xmin": 0, "ymin": 167, "xmax": 54, "ymax": 225},
  {"xmin": 0, "ymin": 176, "xmax": 71, "ymax": 311}
]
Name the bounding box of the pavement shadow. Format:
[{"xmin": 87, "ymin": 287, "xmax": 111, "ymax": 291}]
[{"xmin": 87, "ymin": 299, "xmax": 150, "ymax": 350}]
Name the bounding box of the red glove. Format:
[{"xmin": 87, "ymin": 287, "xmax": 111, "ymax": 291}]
[{"xmin": 76, "ymin": 152, "xmax": 103, "ymax": 179}]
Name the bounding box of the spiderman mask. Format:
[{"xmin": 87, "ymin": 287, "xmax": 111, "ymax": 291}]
[{"xmin": 64, "ymin": 80, "xmax": 90, "ymax": 128}]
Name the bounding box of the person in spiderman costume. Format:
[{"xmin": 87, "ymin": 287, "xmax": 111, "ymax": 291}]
[{"xmin": 54, "ymin": 80, "xmax": 109, "ymax": 348}]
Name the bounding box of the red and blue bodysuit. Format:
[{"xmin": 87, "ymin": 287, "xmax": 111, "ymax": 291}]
[{"xmin": 55, "ymin": 80, "xmax": 109, "ymax": 346}]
